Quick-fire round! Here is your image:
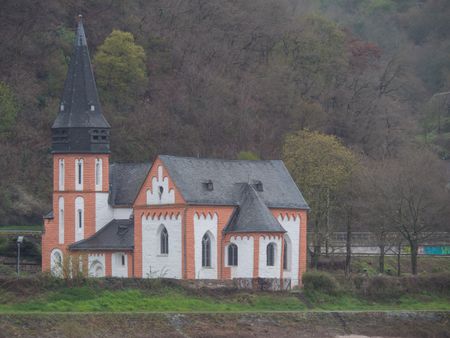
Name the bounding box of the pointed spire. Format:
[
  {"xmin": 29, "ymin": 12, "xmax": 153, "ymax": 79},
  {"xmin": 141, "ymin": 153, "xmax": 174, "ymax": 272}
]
[{"xmin": 52, "ymin": 15, "xmax": 110, "ymax": 153}]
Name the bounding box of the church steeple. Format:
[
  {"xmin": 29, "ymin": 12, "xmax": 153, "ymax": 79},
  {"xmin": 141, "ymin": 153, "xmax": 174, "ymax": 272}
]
[{"xmin": 52, "ymin": 15, "xmax": 110, "ymax": 153}]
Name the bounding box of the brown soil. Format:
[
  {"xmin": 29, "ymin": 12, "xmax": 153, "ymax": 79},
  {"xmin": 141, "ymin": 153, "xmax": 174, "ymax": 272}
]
[{"xmin": 0, "ymin": 312, "xmax": 448, "ymax": 338}]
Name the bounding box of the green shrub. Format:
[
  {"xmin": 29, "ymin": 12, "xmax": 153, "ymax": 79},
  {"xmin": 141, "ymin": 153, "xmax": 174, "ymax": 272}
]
[
  {"xmin": 302, "ymin": 271, "xmax": 339, "ymax": 295},
  {"xmin": 401, "ymin": 273, "xmax": 450, "ymax": 294},
  {"xmin": 365, "ymin": 275, "xmax": 403, "ymax": 300}
]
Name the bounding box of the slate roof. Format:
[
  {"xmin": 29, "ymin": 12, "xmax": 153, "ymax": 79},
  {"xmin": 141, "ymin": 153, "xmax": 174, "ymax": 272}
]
[
  {"xmin": 52, "ymin": 16, "xmax": 109, "ymax": 130},
  {"xmin": 224, "ymin": 184, "xmax": 285, "ymax": 233},
  {"xmin": 159, "ymin": 155, "xmax": 309, "ymax": 209},
  {"xmin": 69, "ymin": 219, "xmax": 134, "ymax": 251},
  {"xmin": 109, "ymin": 163, "xmax": 152, "ymax": 207}
]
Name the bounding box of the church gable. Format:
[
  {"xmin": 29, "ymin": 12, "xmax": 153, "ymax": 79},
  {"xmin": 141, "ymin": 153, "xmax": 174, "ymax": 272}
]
[{"xmin": 134, "ymin": 157, "xmax": 185, "ymax": 206}]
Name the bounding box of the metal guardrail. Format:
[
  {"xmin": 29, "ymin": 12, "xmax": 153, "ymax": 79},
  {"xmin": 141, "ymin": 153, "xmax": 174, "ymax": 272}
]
[{"xmin": 0, "ymin": 229, "xmax": 42, "ymax": 234}]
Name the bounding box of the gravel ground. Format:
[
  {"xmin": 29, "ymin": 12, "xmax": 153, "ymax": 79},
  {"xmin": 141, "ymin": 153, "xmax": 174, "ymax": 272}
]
[{"xmin": 0, "ymin": 311, "xmax": 448, "ymax": 338}]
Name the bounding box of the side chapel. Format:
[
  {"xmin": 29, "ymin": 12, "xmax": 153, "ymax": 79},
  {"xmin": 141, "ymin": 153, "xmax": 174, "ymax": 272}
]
[{"xmin": 42, "ymin": 17, "xmax": 309, "ymax": 286}]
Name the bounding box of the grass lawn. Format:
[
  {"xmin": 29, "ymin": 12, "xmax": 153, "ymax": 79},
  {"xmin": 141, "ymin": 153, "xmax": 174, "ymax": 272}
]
[
  {"xmin": 0, "ymin": 286, "xmax": 308, "ymax": 313},
  {"xmin": 0, "ymin": 284, "xmax": 448, "ymax": 313}
]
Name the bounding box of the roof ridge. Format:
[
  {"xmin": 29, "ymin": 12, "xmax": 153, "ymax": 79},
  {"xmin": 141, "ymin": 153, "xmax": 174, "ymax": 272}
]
[
  {"xmin": 159, "ymin": 154, "xmax": 282, "ymax": 163},
  {"xmin": 111, "ymin": 162, "xmax": 152, "ymax": 165}
]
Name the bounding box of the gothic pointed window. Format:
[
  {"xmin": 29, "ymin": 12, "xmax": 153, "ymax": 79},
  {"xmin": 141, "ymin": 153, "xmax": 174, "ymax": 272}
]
[
  {"xmin": 227, "ymin": 243, "xmax": 238, "ymax": 266},
  {"xmin": 160, "ymin": 226, "xmax": 169, "ymax": 255},
  {"xmin": 202, "ymin": 233, "xmax": 211, "ymax": 267},
  {"xmin": 267, "ymin": 243, "xmax": 276, "ymax": 266}
]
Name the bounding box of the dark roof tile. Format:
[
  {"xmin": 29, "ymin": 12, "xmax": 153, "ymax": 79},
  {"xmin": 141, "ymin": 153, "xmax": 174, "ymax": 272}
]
[
  {"xmin": 225, "ymin": 184, "xmax": 285, "ymax": 233},
  {"xmin": 109, "ymin": 162, "xmax": 151, "ymax": 206},
  {"xmin": 69, "ymin": 219, "xmax": 134, "ymax": 251},
  {"xmin": 160, "ymin": 155, "xmax": 308, "ymax": 209}
]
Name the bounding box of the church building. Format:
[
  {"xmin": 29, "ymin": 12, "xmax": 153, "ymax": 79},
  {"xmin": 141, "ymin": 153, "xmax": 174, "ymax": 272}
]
[{"xmin": 42, "ymin": 17, "xmax": 309, "ymax": 287}]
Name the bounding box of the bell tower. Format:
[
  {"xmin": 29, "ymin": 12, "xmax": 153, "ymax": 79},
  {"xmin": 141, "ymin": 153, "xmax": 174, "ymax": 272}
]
[{"xmin": 42, "ymin": 15, "xmax": 111, "ymax": 273}]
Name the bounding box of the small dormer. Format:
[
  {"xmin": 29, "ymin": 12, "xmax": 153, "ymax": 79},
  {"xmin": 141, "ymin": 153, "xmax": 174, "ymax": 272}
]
[
  {"xmin": 202, "ymin": 179, "xmax": 214, "ymax": 191},
  {"xmin": 252, "ymin": 180, "xmax": 263, "ymax": 192}
]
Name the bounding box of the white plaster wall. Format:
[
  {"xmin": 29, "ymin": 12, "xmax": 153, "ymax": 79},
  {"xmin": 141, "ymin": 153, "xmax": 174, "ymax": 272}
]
[
  {"xmin": 95, "ymin": 193, "xmax": 113, "ymax": 231},
  {"xmin": 113, "ymin": 208, "xmax": 132, "ymax": 219},
  {"xmin": 226, "ymin": 236, "xmax": 254, "ymax": 278},
  {"xmin": 146, "ymin": 166, "xmax": 175, "ymax": 205},
  {"xmin": 194, "ymin": 213, "xmax": 218, "ymax": 279},
  {"xmin": 277, "ymin": 214, "xmax": 300, "ymax": 286},
  {"xmin": 95, "ymin": 193, "xmax": 133, "ymax": 231},
  {"xmin": 75, "ymin": 196, "xmax": 84, "ymax": 242},
  {"xmin": 88, "ymin": 253, "xmax": 105, "ymax": 277},
  {"xmin": 142, "ymin": 213, "xmax": 182, "ymax": 278},
  {"xmin": 111, "ymin": 252, "xmax": 128, "ymax": 277},
  {"xmin": 258, "ymin": 235, "xmax": 282, "ymax": 278}
]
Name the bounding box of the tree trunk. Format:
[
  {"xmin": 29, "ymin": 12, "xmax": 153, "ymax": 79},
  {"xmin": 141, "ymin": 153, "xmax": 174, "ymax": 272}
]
[
  {"xmin": 312, "ymin": 244, "xmax": 321, "ymax": 269},
  {"xmin": 378, "ymin": 245, "xmax": 385, "ymax": 274},
  {"xmin": 397, "ymin": 241, "xmax": 401, "ymax": 277},
  {"xmin": 410, "ymin": 241, "xmax": 419, "ymax": 275},
  {"xmin": 345, "ymin": 219, "xmax": 352, "ymax": 278},
  {"xmin": 311, "ymin": 219, "xmax": 321, "ymax": 269}
]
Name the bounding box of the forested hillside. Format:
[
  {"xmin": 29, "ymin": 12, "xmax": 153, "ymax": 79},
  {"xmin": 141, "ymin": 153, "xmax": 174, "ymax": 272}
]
[{"xmin": 0, "ymin": 0, "xmax": 449, "ymax": 225}]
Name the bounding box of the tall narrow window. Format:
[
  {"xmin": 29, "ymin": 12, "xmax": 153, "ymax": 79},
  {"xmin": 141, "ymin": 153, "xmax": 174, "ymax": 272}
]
[
  {"xmin": 77, "ymin": 209, "xmax": 82, "ymax": 229},
  {"xmin": 283, "ymin": 239, "xmax": 288, "ymax": 270},
  {"xmin": 266, "ymin": 243, "xmax": 275, "ymax": 266},
  {"xmin": 121, "ymin": 255, "xmax": 125, "ymax": 266},
  {"xmin": 78, "ymin": 162, "xmax": 82, "ymax": 184},
  {"xmin": 58, "ymin": 197, "xmax": 64, "ymax": 244},
  {"xmin": 95, "ymin": 158, "xmax": 102, "ymax": 191},
  {"xmin": 227, "ymin": 243, "xmax": 238, "ymax": 266},
  {"xmin": 75, "ymin": 197, "xmax": 84, "ymax": 241},
  {"xmin": 58, "ymin": 159, "xmax": 65, "ymax": 191},
  {"xmin": 75, "ymin": 159, "xmax": 83, "ymax": 190},
  {"xmin": 160, "ymin": 226, "xmax": 169, "ymax": 254},
  {"xmin": 202, "ymin": 233, "xmax": 211, "ymax": 267}
]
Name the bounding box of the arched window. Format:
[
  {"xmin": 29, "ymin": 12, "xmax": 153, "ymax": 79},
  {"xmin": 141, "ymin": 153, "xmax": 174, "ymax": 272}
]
[
  {"xmin": 160, "ymin": 226, "xmax": 169, "ymax": 255},
  {"xmin": 50, "ymin": 249, "xmax": 63, "ymax": 277},
  {"xmin": 58, "ymin": 159, "xmax": 64, "ymax": 191},
  {"xmin": 89, "ymin": 260, "xmax": 105, "ymax": 277},
  {"xmin": 266, "ymin": 243, "xmax": 276, "ymax": 266},
  {"xmin": 227, "ymin": 243, "xmax": 238, "ymax": 266},
  {"xmin": 202, "ymin": 233, "xmax": 211, "ymax": 267}
]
